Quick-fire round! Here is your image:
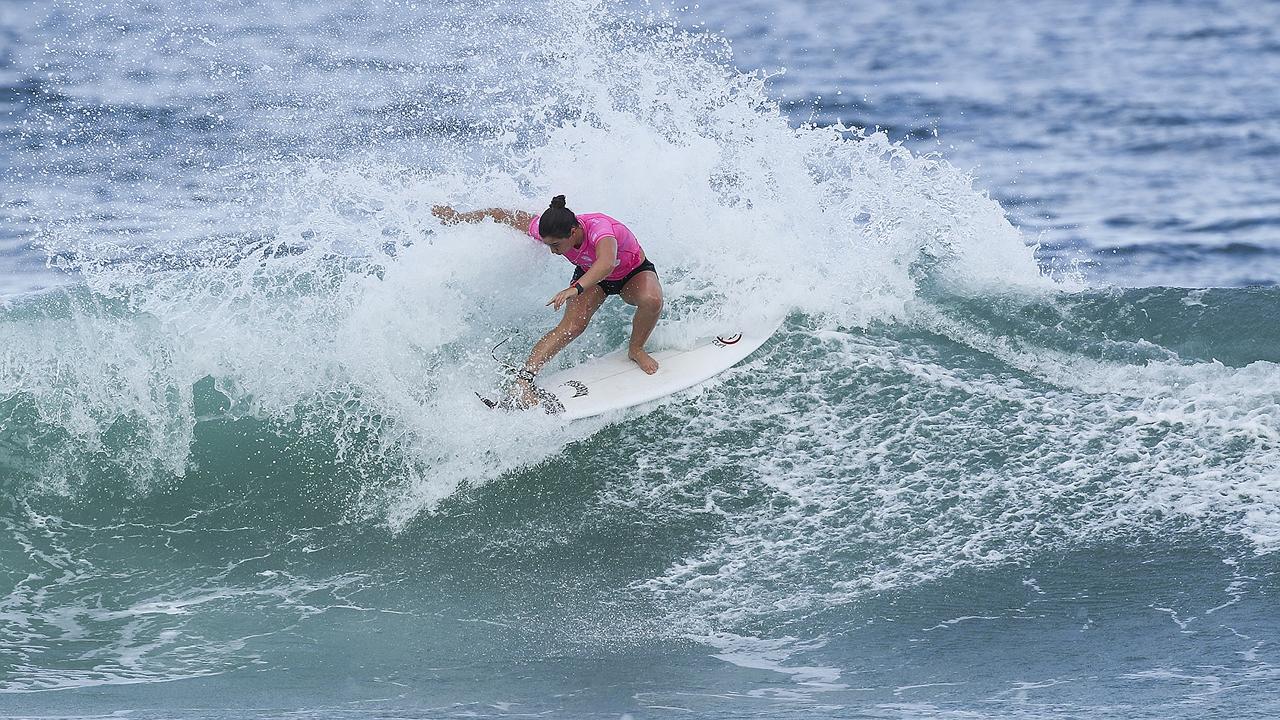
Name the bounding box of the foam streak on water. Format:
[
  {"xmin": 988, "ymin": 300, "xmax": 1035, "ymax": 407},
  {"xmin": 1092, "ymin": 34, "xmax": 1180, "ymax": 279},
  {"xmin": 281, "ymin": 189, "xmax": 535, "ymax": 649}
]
[{"xmin": 619, "ymin": 309, "xmax": 1278, "ymax": 632}]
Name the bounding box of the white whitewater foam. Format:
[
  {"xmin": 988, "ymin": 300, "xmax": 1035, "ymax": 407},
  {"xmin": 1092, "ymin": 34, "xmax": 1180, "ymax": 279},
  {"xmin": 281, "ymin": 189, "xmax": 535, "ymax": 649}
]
[{"xmin": 2, "ymin": 0, "xmax": 1048, "ymax": 523}]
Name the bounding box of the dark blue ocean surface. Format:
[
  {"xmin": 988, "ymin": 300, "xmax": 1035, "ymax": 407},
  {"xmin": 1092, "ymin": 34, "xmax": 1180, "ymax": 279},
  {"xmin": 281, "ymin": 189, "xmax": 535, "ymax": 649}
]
[
  {"xmin": 2, "ymin": 1, "xmax": 1279, "ymax": 718},
  {"xmin": 679, "ymin": 0, "xmax": 1280, "ymax": 287}
]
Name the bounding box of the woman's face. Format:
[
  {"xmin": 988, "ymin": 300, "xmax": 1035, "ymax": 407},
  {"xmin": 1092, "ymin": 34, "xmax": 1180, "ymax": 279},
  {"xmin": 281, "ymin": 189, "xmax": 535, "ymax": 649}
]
[{"xmin": 542, "ymin": 226, "xmax": 580, "ymax": 255}]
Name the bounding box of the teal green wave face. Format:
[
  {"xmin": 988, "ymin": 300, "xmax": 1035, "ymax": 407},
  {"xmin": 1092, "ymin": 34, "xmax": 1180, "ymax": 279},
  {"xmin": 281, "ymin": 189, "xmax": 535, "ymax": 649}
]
[{"xmin": 4, "ymin": 287, "xmax": 1280, "ymax": 716}]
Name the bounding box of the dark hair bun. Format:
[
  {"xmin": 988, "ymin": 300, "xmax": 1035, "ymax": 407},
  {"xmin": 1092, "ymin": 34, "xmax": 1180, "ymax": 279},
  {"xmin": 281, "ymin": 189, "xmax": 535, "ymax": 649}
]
[{"xmin": 537, "ymin": 196, "xmax": 578, "ymax": 237}]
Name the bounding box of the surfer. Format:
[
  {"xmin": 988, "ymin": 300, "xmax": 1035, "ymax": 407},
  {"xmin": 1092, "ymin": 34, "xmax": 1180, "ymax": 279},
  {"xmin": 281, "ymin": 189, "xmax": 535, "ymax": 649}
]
[{"xmin": 432, "ymin": 195, "xmax": 663, "ymax": 404}]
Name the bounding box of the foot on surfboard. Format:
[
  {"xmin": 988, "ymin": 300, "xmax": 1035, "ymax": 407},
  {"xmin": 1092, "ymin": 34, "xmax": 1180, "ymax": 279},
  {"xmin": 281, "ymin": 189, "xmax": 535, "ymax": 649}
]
[
  {"xmin": 475, "ymin": 380, "xmax": 565, "ymax": 414},
  {"xmin": 628, "ymin": 349, "xmax": 659, "ymax": 374}
]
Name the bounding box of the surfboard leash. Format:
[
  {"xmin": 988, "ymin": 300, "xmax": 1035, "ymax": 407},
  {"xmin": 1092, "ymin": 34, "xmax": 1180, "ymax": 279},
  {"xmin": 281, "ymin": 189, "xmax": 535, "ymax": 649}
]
[{"xmin": 477, "ymin": 333, "xmax": 564, "ymax": 414}]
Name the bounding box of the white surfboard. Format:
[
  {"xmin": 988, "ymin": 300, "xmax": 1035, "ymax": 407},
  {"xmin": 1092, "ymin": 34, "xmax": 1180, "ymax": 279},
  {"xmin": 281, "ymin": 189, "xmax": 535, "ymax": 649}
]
[{"xmin": 524, "ymin": 319, "xmax": 783, "ymax": 420}]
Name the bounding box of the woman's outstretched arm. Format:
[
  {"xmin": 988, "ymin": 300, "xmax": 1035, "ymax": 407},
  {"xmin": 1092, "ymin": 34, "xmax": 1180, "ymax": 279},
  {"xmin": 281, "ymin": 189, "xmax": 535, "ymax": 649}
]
[{"xmin": 432, "ymin": 205, "xmax": 535, "ymax": 232}]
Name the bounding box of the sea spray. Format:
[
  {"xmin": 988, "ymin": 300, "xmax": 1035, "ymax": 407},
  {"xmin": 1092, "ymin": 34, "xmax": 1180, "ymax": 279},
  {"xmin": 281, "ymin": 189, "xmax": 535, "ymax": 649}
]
[{"xmin": 6, "ymin": 0, "xmax": 1044, "ymax": 523}]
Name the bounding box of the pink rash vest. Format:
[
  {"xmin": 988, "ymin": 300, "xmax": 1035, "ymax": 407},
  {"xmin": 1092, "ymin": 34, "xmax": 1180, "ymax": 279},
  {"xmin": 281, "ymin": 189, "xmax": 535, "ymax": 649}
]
[{"xmin": 527, "ymin": 212, "xmax": 645, "ymax": 281}]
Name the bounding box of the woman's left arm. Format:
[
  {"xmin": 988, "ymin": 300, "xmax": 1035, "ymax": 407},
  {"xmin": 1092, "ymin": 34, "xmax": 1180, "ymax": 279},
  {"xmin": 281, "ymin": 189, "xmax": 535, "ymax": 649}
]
[{"xmin": 547, "ymin": 236, "xmax": 618, "ymax": 309}]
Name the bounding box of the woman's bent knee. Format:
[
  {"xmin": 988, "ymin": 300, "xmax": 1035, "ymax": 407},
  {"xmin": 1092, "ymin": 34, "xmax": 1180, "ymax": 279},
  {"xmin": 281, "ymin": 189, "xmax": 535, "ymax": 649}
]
[{"xmin": 558, "ymin": 320, "xmax": 588, "ymax": 339}]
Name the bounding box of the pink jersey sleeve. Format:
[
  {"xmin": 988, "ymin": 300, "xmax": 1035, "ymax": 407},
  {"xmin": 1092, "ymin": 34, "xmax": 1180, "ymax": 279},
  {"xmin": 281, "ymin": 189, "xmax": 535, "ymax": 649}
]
[
  {"xmin": 527, "ymin": 213, "xmax": 542, "ymax": 241},
  {"xmin": 576, "ymin": 214, "xmax": 641, "ymax": 279}
]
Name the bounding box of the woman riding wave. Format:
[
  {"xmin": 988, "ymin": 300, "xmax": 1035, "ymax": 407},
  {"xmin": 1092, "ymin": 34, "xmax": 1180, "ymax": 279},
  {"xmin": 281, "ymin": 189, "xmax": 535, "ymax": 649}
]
[{"xmin": 432, "ymin": 195, "xmax": 663, "ymax": 405}]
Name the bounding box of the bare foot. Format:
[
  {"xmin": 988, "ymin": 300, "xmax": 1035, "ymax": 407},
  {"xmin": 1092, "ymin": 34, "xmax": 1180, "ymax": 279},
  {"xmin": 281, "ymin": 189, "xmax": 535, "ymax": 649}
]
[
  {"xmin": 513, "ymin": 379, "xmax": 540, "ymax": 409},
  {"xmin": 629, "ymin": 349, "xmax": 659, "ymax": 374}
]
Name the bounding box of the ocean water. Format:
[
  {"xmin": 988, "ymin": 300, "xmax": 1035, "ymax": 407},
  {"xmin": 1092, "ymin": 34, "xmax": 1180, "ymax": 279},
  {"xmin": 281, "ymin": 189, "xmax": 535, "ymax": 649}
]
[{"xmin": 2, "ymin": 0, "xmax": 1279, "ymax": 718}]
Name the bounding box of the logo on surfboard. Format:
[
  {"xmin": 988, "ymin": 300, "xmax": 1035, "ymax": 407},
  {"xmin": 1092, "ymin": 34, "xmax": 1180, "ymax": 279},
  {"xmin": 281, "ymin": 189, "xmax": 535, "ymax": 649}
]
[
  {"xmin": 714, "ymin": 333, "xmax": 743, "ymax": 347},
  {"xmin": 563, "ymin": 380, "xmax": 590, "ymax": 398}
]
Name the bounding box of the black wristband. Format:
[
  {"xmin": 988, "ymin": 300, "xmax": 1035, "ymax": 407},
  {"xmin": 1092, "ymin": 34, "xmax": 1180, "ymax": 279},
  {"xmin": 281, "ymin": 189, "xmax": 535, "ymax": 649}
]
[{"xmin": 573, "ymin": 282, "xmax": 584, "ymax": 295}]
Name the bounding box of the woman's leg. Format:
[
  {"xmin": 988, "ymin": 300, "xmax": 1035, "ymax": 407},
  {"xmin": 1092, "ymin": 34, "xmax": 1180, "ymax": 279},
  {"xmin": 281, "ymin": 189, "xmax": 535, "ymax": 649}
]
[
  {"xmin": 516, "ymin": 285, "xmax": 607, "ymax": 404},
  {"xmin": 619, "ymin": 271, "xmax": 663, "ymax": 374}
]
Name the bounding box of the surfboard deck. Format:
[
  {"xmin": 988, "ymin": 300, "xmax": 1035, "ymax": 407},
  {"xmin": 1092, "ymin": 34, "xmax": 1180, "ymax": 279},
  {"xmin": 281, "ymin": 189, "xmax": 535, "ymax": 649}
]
[{"xmin": 482, "ymin": 319, "xmax": 782, "ymax": 420}]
